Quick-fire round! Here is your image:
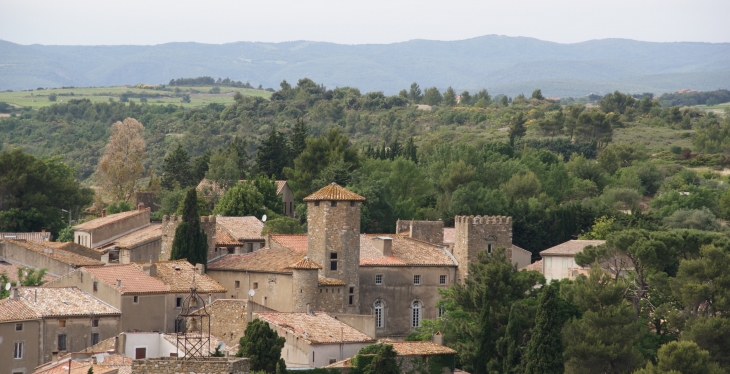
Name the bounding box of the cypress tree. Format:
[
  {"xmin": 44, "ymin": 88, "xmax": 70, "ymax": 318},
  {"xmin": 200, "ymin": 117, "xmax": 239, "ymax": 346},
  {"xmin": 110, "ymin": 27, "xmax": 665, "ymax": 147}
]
[
  {"xmin": 290, "ymin": 117, "xmax": 308, "ymax": 159},
  {"xmin": 170, "ymin": 189, "xmax": 208, "ymax": 266},
  {"xmin": 502, "ymin": 303, "xmax": 525, "ymax": 374},
  {"xmin": 161, "ymin": 143, "xmax": 192, "ymax": 190},
  {"xmin": 524, "ymin": 284, "xmax": 564, "ymax": 374},
  {"xmin": 236, "ymin": 319, "xmax": 286, "ymax": 373},
  {"xmin": 475, "ymin": 291, "xmax": 495, "ymax": 374}
]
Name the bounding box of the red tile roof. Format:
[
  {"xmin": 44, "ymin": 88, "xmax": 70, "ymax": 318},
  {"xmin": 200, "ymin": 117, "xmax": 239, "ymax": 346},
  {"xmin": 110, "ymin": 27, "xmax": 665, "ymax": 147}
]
[
  {"xmin": 0, "ymin": 259, "xmax": 57, "ymax": 284},
  {"xmin": 288, "ymin": 257, "xmax": 322, "ymax": 270},
  {"xmin": 522, "ymin": 259, "xmax": 543, "ymax": 273},
  {"xmin": 0, "ymin": 231, "xmax": 52, "ymax": 242},
  {"xmin": 217, "ymin": 216, "xmax": 265, "ymax": 240},
  {"xmin": 73, "ymin": 209, "xmax": 148, "ymax": 231},
  {"xmin": 540, "ymin": 240, "xmax": 605, "ymax": 256},
  {"xmin": 207, "ymin": 248, "xmax": 304, "ymax": 274},
  {"xmin": 359, "ymin": 234, "xmax": 457, "ymax": 267},
  {"xmin": 0, "ymin": 297, "xmax": 41, "ymax": 322},
  {"xmin": 303, "ymin": 183, "xmax": 366, "ymax": 201},
  {"xmin": 215, "ymin": 226, "xmax": 242, "ymax": 246},
  {"xmin": 135, "ymin": 260, "xmax": 225, "ymax": 293},
  {"xmin": 385, "ymin": 341, "xmax": 457, "ymax": 356},
  {"xmin": 83, "ymin": 264, "xmax": 170, "ymax": 295},
  {"xmin": 318, "ymin": 277, "xmax": 346, "ymax": 286},
  {"xmin": 5, "ymin": 239, "xmax": 104, "ymax": 267},
  {"xmin": 271, "ymin": 234, "xmax": 308, "ymax": 252},
  {"xmin": 256, "ymin": 312, "xmax": 375, "ymax": 344},
  {"xmin": 18, "ymin": 287, "xmax": 120, "ymax": 317}
]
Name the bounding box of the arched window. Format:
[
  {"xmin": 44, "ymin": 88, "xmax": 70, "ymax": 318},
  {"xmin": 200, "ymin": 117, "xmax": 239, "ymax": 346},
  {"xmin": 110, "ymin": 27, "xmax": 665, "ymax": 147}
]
[
  {"xmin": 374, "ymin": 300, "xmax": 384, "ymax": 328},
  {"xmin": 412, "ymin": 300, "xmax": 422, "ymax": 328}
]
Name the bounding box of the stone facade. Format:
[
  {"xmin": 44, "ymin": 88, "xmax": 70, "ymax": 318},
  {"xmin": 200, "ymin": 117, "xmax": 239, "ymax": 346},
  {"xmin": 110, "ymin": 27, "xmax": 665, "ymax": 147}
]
[
  {"xmin": 453, "ymin": 215, "xmax": 513, "ymax": 283},
  {"xmin": 131, "ymin": 357, "xmax": 249, "ymax": 374},
  {"xmin": 307, "ymin": 200, "xmax": 361, "ymax": 314},
  {"xmin": 292, "ymin": 268, "xmax": 319, "ymax": 312},
  {"xmin": 396, "ymin": 220, "xmax": 444, "ymax": 245},
  {"xmin": 160, "ymin": 215, "xmax": 217, "ymax": 261}
]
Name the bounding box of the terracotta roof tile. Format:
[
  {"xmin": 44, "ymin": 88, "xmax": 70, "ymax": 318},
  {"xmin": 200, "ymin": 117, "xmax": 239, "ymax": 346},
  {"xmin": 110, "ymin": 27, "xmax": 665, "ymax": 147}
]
[
  {"xmin": 0, "ymin": 259, "xmax": 57, "ymax": 284},
  {"xmin": 83, "ymin": 264, "xmax": 170, "ymax": 294},
  {"xmin": 0, "ymin": 297, "xmax": 41, "ymax": 322},
  {"xmin": 215, "ymin": 226, "xmax": 242, "ymax": 246},
  {"xmin": 303, "ymin": 183, "xmax": 366, "ymax": 201},
  {"xmin": 18, "ymin": 287, "xmax": 120, "ymax": 317},
  {"xmin": 217, "ymin": 216, "xmax": 265, "ymax": 240},
  {"xmin": 136, "ymin": 260, "xmax": 226, "ymax": 293},
  {"xmin": 359, "ymin": 234, "xmax": 457, "ymax": 267},
  {"xmin": 385, "ymin": 341, "xmax": 457, "ymax": 356},
  {"xmin": 0, "ymin": 232, "xmax": 52, "ymax": 242},
  {"xmin": 73, "ymin": 209, "xmax": 148, "ymax": 231},
  {"xmin": 207, "ymin": 248, "xmax": 304, "ymax": 274},
  {"xmin": 318, "ymin": 277, "xmax": 346, "ymax": 286},
  {"xmin": 522, "ymin": 259, "xmax": 543, "ymax": 273},
  {"xmin": 5, "ymin": 239, "xmax": 104, "ymax": 267},
  {"xmin": 113, "ymin": 224, "xmax": 161, "ymax": 248},
  {"xmin": 288, "ymin": 256, "xmax": 322, "ymax": 270},
  {"xmin": 271, "ymin": 234, "xmax": 308, "ymax": 252},
  {"xmin": 540, "ymin": 240, "xmax": 605, "ymax": 256},
  {"xmin": 256, "ymin": 312, "xmax": 375, "ymax": 344}
]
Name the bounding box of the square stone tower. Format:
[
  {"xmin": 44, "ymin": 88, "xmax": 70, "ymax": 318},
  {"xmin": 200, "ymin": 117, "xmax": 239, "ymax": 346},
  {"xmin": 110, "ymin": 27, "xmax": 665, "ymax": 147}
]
[
  {"xmin": 453, "ymin": 215, "xmax": 513, "ymax": 283},
  {"xmin": 304, "ymin": 183, "xmax": 366, "ymax": 314}
]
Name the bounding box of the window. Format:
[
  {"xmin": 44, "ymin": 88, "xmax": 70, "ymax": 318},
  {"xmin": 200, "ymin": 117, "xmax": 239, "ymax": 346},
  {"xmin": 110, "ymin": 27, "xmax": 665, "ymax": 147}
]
[
  {"xmin": 290, "ymin": 202, "xmax": 293, "ymax": 213},
  {"xmin": 133, "ymin": 296, "xmax": 139, "ymax": 304},
  {"xmin": 413, "ymin": 275, "xmax": 421, "ymax": 285},
  {"xmin": 248, "ymin": 243, "xmax": 253, "ymax": 252},
  {"xmin": 374, "ymin": 300, "xmax": 384, "ymax": 328},
  {"xmin": 93, "ymin": 281, "xmax": 98, "ymax": 292},
  {"xmin": 350, "ymin": 201, "xmax": 356, "ymax": 207},
  {"xmin": 135, "ymin": 347, "xmax": 147, "ymax": 359},
  {"xmin": 331, "ymin": 201, "xmax": 337, "ymax": 207},
  {"xmin": 235, "ymin": 281, "xmax": 240, "ymax": 289},
  {"xmin": 329, "ymin": 358, "xmax": 337, "ymax": 365},
  {"xmin": 439, "ymin": 275, "xmax": 446, "ymax": 285},
  {"xmin": 253, "ymin": 282, "xmax": 259, "ymax": 289},
  {"xmin": 562, "ymin": 258, "xmax": 569, "ymax": 269},
  {"xmin": 14, "ymin": 342, "xmax": 24, "ymax": 359},
  {"xmin": 438, "ymin": 307, "xmax": 446, "ymax": 318},
  {"xmin": 283, "ymin": 202, "xmax": 287, "ymax": 215},
  {"xmin": 176, "ymin": 297, "xmax": 182, "ymax": 308},
  {"xmin": 545, "ymin": 257, "xmax": 552, "ymax": 268},
  {"xmin": 412, "ymin": 301, "xmax": 422, "ymax": 327},
  {"xmin": 92, "ymin": 319, "xmax": 99, "ymax": 327},
  {"xmin": 58, "ymin": 334, "xmax": 67, "ymax": 351},
  {"xmin": 487, "ymin": 244, "xmax": 493, "ymax": 254},
  {"xmin": 349, "ymin": 286, "xmax": 354, "ymax": 294},
  {"xmin": 58, "ymin": 320, "xmax": 66, "ymax": 327},
  {"xmin": 375, "ymin": 274, "xmax": 383, "ymax": 285},
  {"xmin": 330, "ymin": 252, "xmax": 338, "ymax": 271},
  {"xmin": 15, "ymin": 323, "xmax": 23, "ymax": 331},
  {"xmin": 91, "ymin": 333, "xmax": 99, "ymax": 345},
  {"xmin": 314, "ymin": 201, "xmax": 320, "ymax": 207},
  {"xmin": 349, "ymin": 295, "xmax": 353, "ymax": 305}
]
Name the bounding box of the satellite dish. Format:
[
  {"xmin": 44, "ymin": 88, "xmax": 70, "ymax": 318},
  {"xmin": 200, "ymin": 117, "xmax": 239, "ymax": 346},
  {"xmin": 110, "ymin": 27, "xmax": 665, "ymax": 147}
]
[
  {"xmin": 248, "ymin": 289, "xmax": 255, "ymax": 297},
  {"xmin": 261, "ymin": 214, "xmax": 267, "ymax": 222},
  {"xmin": 5, "ymin": 283, "xmax": 11, "ymax": 291}
]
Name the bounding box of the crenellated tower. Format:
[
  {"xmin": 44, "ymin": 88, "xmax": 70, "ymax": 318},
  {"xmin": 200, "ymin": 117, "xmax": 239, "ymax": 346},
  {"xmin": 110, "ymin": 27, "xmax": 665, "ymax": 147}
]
[
  {"xmin": 304, "ymin": 183, "xmax": 365, "ymax": 314},
  {"xmin": 453, "ymin": 215, "xmax": 513, "ymax": 283}
]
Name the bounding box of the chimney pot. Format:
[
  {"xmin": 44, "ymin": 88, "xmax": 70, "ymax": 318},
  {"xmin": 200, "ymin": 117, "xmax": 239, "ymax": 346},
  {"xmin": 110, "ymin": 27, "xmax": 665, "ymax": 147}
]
[
  {"xmin": 143, "ymin": 263, "xmax": 157, "ymax": 277},
  {"xmin": 10, "ymin": 287, "xmax": 19, "ymax": 299},
  {"xmin": 52, "ymin": 351, "xmax": 59, "ymax": 363},
  {"xmin": 116, "ymin": 279, "xmax": 121, "ymax": 288},
  {"xmin": 101, "ymin": 209, "xmax": 106, "ymax": 218}
]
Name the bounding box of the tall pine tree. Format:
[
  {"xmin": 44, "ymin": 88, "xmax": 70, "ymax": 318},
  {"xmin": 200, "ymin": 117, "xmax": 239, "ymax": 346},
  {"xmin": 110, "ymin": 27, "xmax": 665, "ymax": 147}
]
[
  {"xmin": 475, "ymin": 288, "xmax": 495, "ymax": 374},
  {"xmin": 256, "ymin": 127, "xmax": 291, "ymax": 179},
  {"xmin": 170, "ymin": 189, "xmax": 208, "ymax": 265},
  {"xmin": 524, "ymin": 284, "xmax": 564, "ymax": 374},
  {"xmin": 290, "ymin": 118, "xmax": 308, "ymax": 159},
  {"xmin": 161, "ymin": 144, "xmax": 193, "ymax": 190}
]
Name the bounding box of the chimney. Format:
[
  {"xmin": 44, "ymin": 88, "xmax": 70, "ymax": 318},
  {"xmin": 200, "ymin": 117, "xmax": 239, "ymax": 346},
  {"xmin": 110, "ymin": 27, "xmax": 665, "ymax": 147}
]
[
  {"xmin": 116, "ymin": 279, "xmax": 121, "ymax": 288},
  {"xmin": 195, "ymin": 263, "xmax": 205, "ymax": 275},
  {"xmin": 306, "ymin": 303, "xmax": 312, "ymax": 315},
  {"xmin": 9, "ymin": 287, "xmax": 19, "ymax": 299},
  {"xmin": 372, "ymin": 237, "xmax": 393, "ymax": 256},
  {"xmin": 433, "ymin": 331, "xmax": 444, "ymax": 346},
  {"xmin": 101, "ymin": 209, "xmax": 106, "ymax": 218},
  {"xmin": 137, "ymin": 202, "xmax": 144, "ymax": 211},
  {"xmin": 52, "ymin": 351, "xmax": 59, "ymax": 363},
  {"xmin": 142, "ymin": 263, "xmax": 157, "ymax": 277}
]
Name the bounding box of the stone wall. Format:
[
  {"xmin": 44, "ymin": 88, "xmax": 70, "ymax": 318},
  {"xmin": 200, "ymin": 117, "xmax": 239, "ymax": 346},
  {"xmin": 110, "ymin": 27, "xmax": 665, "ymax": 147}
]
[
  {"xmin": 292, "ymin": 268, "xmax": 318, "ymax": 312},
  {"xmin": 396, "ymin": 220, "xmax": 444, "ymax": 245},
  {"xmin": 131, "ymin": 357, "xmax": 249, "ymax": 374},
  {"xmin": 160, "ymin": 215, "xmax": 216, "ymax": 261},
  {"xmin": 307, "ymin": 200, "xmax": 361, "ymax": 314},
  {"xmin": 453, "ymin": 215, "xmax": 512, "ymax": 283},
  {"xmin": 315, "ymin": 284, "xmax": 346, "ymax": 313},
  {"xmin": 203, "ymin": 299, "xmax": 248, "ymax": 347}
]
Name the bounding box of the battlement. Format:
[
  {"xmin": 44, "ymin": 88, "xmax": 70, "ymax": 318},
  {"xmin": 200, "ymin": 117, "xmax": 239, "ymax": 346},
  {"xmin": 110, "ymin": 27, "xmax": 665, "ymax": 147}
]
[
  {"xmin": 455, "ymin": 215, "xmax": 512, "ymax": 225},
  {"xmin": 162, "ymin": 215, "xmax": 217, "ymax": 224}
]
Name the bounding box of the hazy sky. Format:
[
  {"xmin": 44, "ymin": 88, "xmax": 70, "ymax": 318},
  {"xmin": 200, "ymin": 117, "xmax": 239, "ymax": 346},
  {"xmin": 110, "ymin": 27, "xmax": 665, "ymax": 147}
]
[{"xmin": 1, "ymin": 0, "xmax": 728, "ymax": 46}]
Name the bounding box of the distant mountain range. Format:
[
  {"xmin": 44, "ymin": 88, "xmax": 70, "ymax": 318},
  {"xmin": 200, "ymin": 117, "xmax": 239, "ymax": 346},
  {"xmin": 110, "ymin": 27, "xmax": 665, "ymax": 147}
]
[{"xmin": 1, "ymin": 36, "xmax": 729, "ymax": 97}]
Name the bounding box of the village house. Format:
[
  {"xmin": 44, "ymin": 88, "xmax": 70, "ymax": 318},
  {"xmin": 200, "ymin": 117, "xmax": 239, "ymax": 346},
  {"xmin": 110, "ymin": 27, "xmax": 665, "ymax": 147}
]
[
  {"xmin": 256, "ymin": 311, "xmax": 376, "ymax": 369},
  {"xmin": 212, "ymin": 216, "xmax": 266, "ymax": 259},
  {"xmin": 197, "ymin": 179, "xmax": 296, "ymax": 218},
  {"xmin": 33, "ymin": 352, "xmax": 132, "ymax": 374},
  {"xmin": 0, "ymin": 286, "xmax": 121, "ymax": 373},
  {"xmin": 539, "ymin": 239, "xmax": 605, "ymax": 281},
  {"xmin": 0, "ymin": 231, "xmax": 52, "ymax": 243},
  {"xmin": 45, "ymin": 259, "xmax": 226, "ymax": 333},
  {"xmin": 0, "ymin": 239, "xmax": 104, "ymax": 278},
  {"xmin": 326, "ymin": 340, "xmax": 458, "ymax": 374}
]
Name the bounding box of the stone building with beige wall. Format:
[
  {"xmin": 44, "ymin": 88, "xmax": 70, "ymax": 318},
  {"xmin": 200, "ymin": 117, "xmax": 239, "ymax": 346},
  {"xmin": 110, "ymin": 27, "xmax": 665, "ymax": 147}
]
[
  {"xmin": 0, "ymin": 287, "xmax": 121, "ymax": 373},
  {"xmin": 45, "ymin": 260, "xmax": 226, "ymax": 334},
  {"xmin": 205, "ymin": 183, "xmax": 531, "ymax": 340},
  {"xmin": 0, "ymin": 239, "xmax": 104, "ymax": 278}
]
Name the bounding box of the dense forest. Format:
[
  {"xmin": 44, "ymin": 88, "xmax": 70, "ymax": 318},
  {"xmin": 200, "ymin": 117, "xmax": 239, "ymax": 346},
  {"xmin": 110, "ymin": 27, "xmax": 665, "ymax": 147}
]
[{"xmin": 2, "ymin": 78, "xmax": 730, "ymax": 372}]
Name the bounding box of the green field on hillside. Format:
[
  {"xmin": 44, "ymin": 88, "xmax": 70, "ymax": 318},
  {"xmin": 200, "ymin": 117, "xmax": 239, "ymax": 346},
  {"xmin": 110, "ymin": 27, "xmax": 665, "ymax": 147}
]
[{"xmin": 0, "ymin": 85, "xmax": 271, "ymax": 109}]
